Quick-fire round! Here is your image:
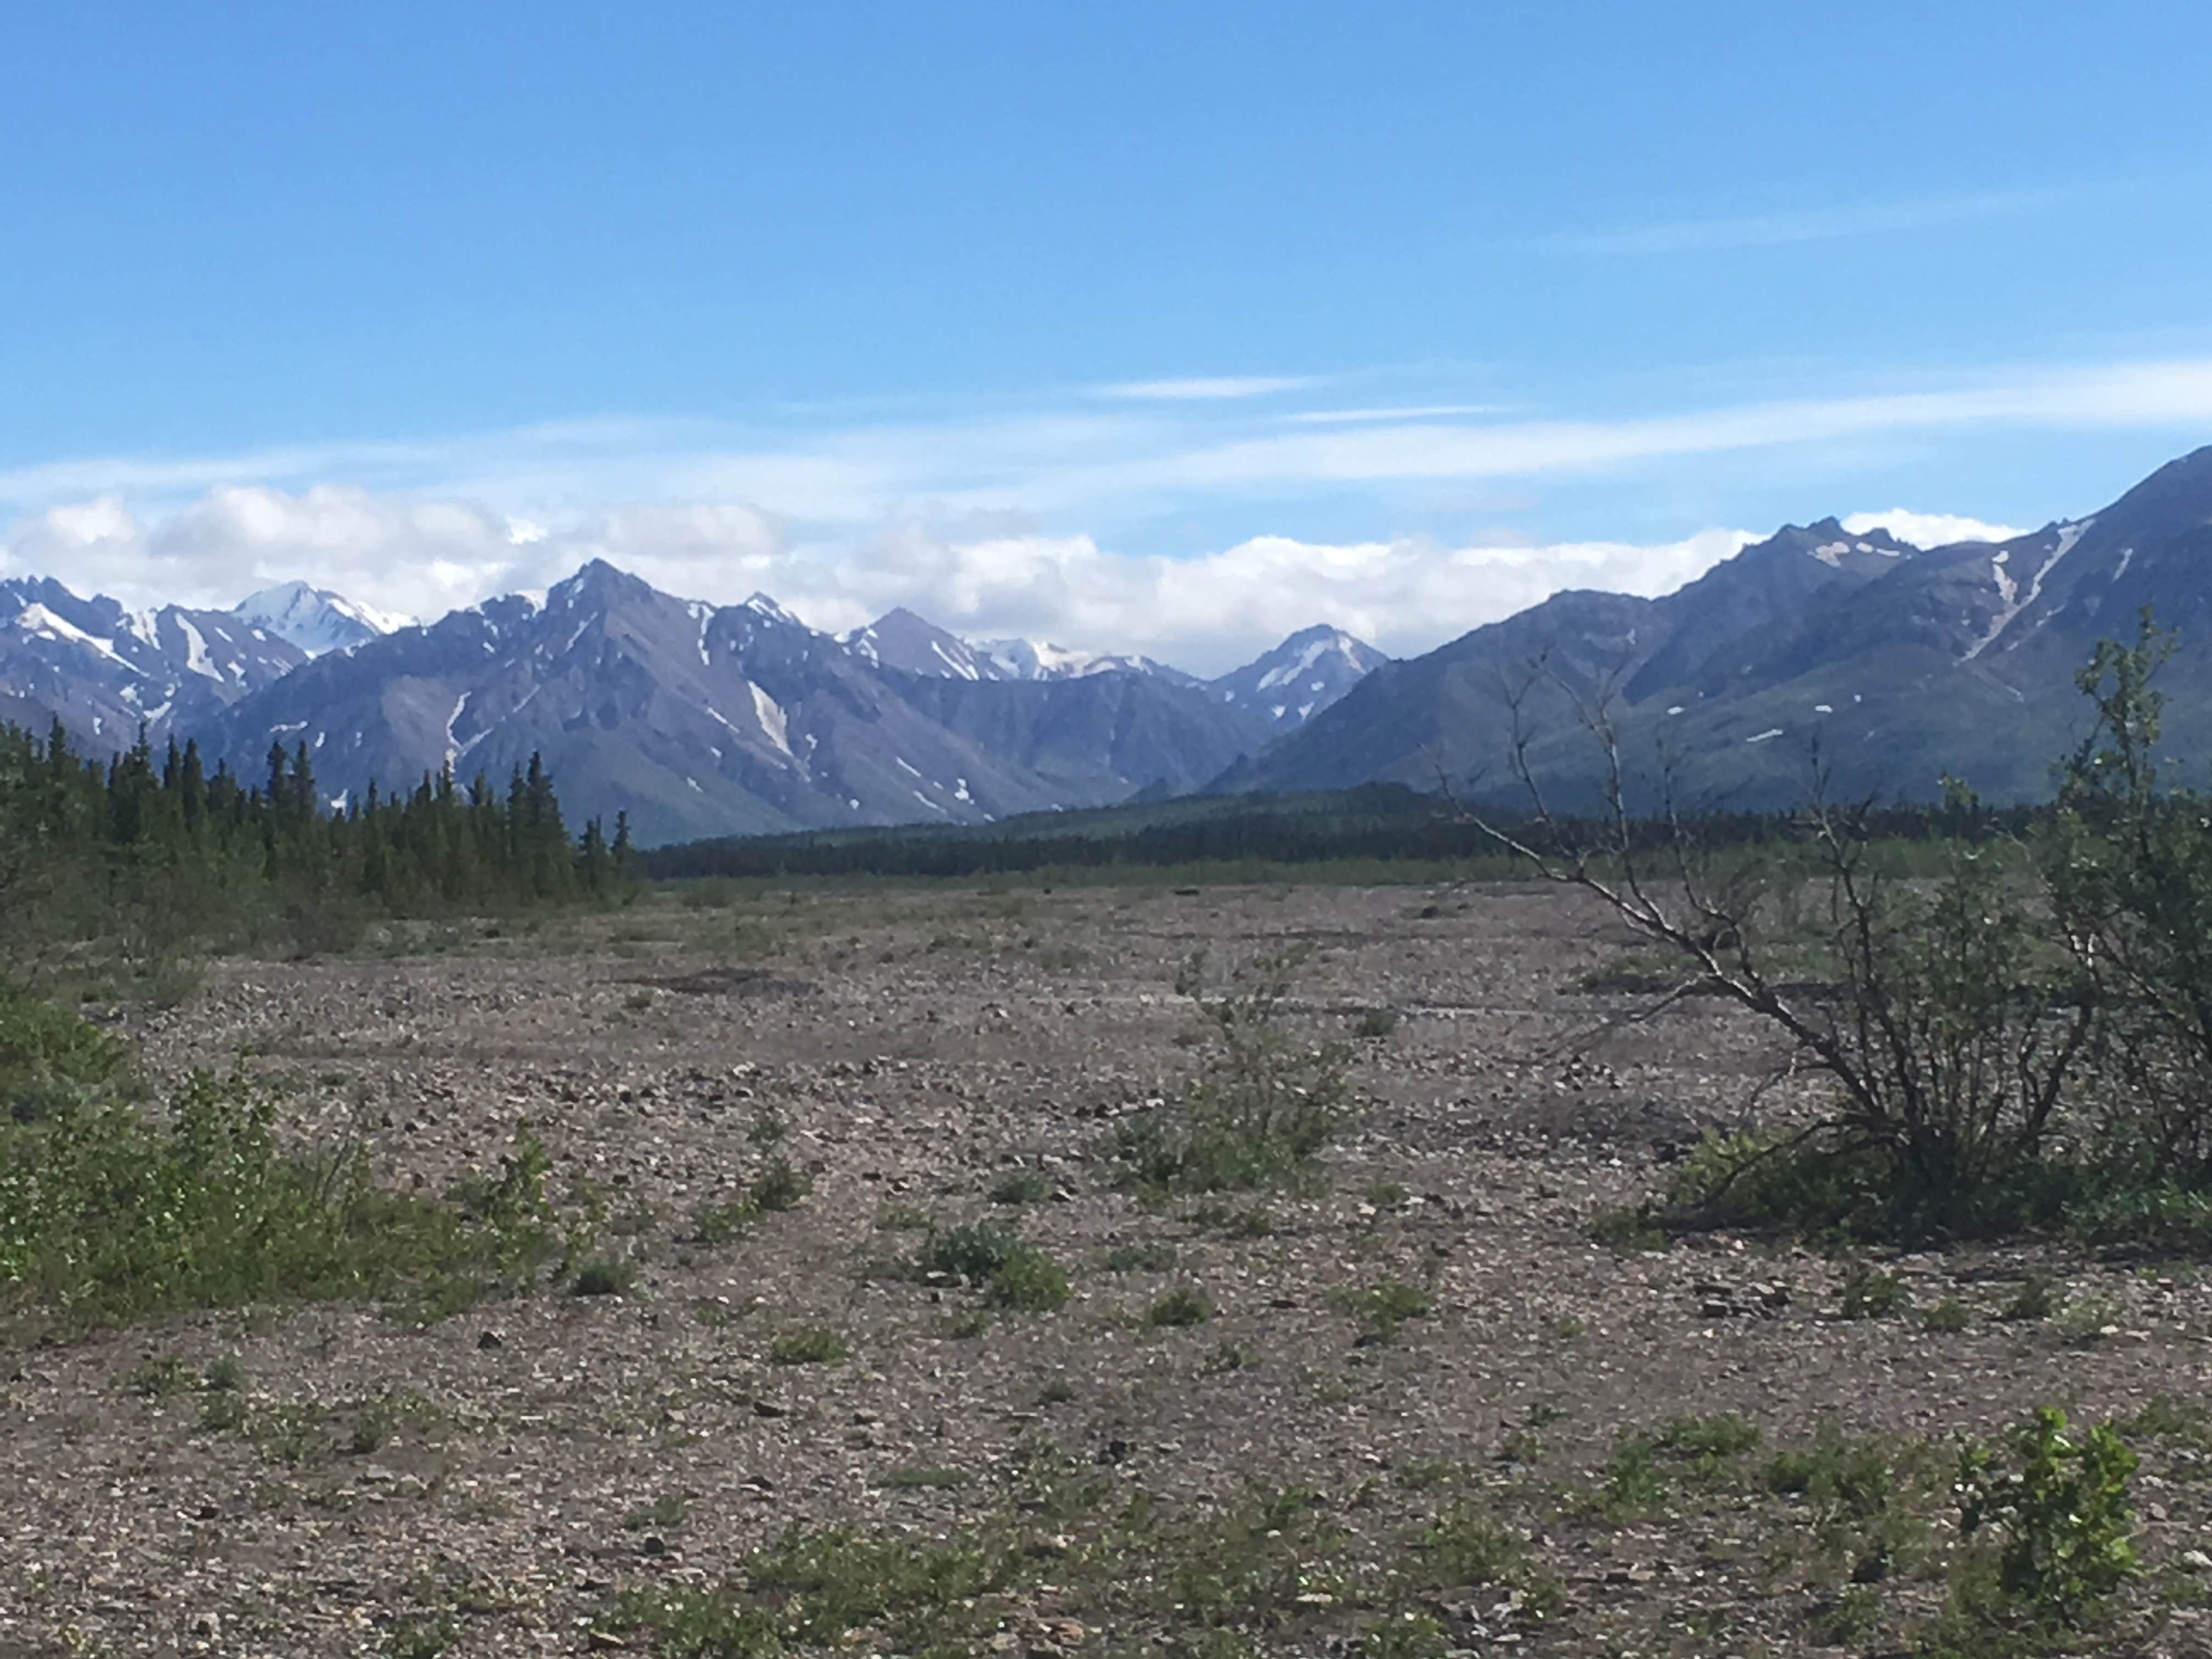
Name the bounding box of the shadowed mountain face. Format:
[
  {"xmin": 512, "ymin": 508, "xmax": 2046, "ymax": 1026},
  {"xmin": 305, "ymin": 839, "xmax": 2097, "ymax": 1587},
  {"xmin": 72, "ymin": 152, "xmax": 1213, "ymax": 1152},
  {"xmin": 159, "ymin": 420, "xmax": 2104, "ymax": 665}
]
[
  {"xmin": 180, "ymin": 562, "xmax": 1312, "ymax": 843},
  {"xmin": 1217, "ymin": 447, "xmax": 2212, "ymax": 814}
]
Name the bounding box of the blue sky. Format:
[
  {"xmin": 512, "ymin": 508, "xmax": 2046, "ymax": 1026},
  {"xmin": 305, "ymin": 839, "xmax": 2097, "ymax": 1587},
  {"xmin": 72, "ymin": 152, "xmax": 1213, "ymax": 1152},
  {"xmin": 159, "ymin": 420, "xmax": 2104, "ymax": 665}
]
[{"xmin": 7, "ymin": 1, "xmax": 2212, "ymax": 669}]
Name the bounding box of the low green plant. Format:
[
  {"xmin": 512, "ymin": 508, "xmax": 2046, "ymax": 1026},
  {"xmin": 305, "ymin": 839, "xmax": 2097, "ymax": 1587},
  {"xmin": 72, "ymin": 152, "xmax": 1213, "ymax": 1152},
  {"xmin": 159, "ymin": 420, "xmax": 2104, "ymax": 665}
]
[
  {"xmin": 571, "ymin": 1255, "xmax": 635, "ymax": 1297},
  {"xmin": 2001, "ymin": 1274, "xmax": 2058, "ymax": 1322},
  {"xmin": 1146, "ymin": 1285, "xmax": 1214, "ymax": 1327},
  {"xmin": 1923, "ymin": 1297, "xmax": 1973, "ymax": 1332},
  {"xmin": 770, "ymin": 1326, "xmax": 849, "ymax": 1365},
  {"xmin": 1098, "ymin": 1240, "xmax": 1179, "ymax": 1273},
  {"xmin": 0, "ymin": 1073, "xmax": 582, "ymax": 1334},
  {"xmin": 917, "ymin": 1222, "xmax": 1069, "ymax": 1312},
  {"xmin": 1954, "ymin": 1405, "xmax": 2139, "ymax": 1626},
  {"xmin": 0, "ymin": 991, "xmax": 129, "ymax": 1120},
  {"xmin": 988, "ymin": 1169, "xmax": 1051, "ymax": 1205},
  {"xmin": 1109, "ymin": 951, "xmax": 1357, "ymax": 1194},
  {"xmin": 1840, "ymin": 1266, "xmax": 1912, "ymax": 1319},
  {"xmin": 1329, "ymin": 1278, "xmax": 1431, "ymax": 1342},
  {"xmin": 624, "ymin": 1493, "xmax": 690, "ymax": 1532},
  {"xmin": 748, "ymin": 1155, "xmax": 811, "ymax": 1213}
]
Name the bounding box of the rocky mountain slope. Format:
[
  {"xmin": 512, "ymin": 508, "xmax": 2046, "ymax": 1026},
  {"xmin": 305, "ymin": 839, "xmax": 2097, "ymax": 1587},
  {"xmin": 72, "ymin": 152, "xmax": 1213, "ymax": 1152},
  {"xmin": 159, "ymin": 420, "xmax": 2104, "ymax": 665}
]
[
  {"xmin": 0, "ymin": 564, "xmax": 1384, "ymax": 842},
  {"xmin": 1218, "ymin": 445, "xmax": 2212, "ymax": 812},
  {"xmin": 193, "ymin": 563, "xmax": 1301, "ymax": 842},
  {"xmin": 0, "ymin": 578, "xmax": 306, "ymax": 749}
]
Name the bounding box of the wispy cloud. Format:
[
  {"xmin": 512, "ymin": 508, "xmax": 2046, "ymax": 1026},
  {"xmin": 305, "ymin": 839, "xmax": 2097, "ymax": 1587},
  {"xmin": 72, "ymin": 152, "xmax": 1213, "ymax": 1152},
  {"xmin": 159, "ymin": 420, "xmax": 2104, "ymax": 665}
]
[
  {"xmin": 1099, "ymin": 375, "xmax": 1314, "ymax": 402},
  {"xmin": 8, "ymin": 352, "xmax": 2212, "ymax": 671},
  {"xmin": 1282, "ymin": 404, "xmax": 1511, "ymax": 425},
  {"xmin": 1533, "ymin": 185, "xmax": 2058, "ymax": 256}
]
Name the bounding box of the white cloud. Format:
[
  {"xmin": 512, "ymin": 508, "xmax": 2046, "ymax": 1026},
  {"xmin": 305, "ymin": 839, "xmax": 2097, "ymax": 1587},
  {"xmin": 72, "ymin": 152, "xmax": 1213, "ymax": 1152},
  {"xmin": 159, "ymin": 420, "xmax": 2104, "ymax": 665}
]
[
  {"xmin": 1842, "ymin": 508, "xmax": 2029, "ymax": 548},
  {"xmin": 1099, "ymin": 375, "xmax": 1313, "ymax": 402},
  {"xmin": 1534, "ymin": 185, "xmax": 2061, "ymax": 256},
  {"xmin": 2, "ymin": 485, "xmax": 1754, "ymax": 674}
]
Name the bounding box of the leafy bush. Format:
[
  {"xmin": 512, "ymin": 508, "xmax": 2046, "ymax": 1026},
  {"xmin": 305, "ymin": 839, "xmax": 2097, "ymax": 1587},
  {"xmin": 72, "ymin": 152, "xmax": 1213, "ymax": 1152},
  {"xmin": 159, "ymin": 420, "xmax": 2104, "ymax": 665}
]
[
  {"xmin": 0, "ymin": 991, "xmax": 128, "ymax": 1121},
  {"xmin": 770, "ymin": 1326, "xmax": 850, "ymax": 1365},
  {"xmin": 1328, "ymin": 1278, "xmax": 1431, "ymax": 1341},
  {"xmin": 1110, "ymin": 951, "xmax": 1357, "ymax": 1194},
  {"xmin": 1954, "ymin": 1406, "xmax": 2139, "ymax": 1626},
  {"xmin": 0, "ymin": 1073, "xmax": 585, "ymax": 1334},
  {"xmin": 917, "ymin": 1222, "xmax": 1069, "ymax": 1312},
  {"xmin": 1146, "ymin": 1285, "xmax": 1214, "ymax": 1327}
]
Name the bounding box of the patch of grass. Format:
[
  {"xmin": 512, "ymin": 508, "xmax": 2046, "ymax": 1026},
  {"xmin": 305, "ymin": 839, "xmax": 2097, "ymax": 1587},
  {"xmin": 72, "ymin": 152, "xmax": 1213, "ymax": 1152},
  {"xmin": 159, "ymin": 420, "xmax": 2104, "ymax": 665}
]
[
  {"xmin": 624, "ymin": 1493, "xmax": 690, "ymax": 1531},
  {"xmin": 2001, "ymin": 1273, "xmax": 2059, "ymax": 1322},
  {"xmin": 0, "ymin": 1072, "xmax": 586, "ymax": 1336},
  {"xmin": 769, "ymin": 1327, "xmax": 849, "ymax": 1365},
  {"xmin": 2052, "ymin": 1293, "xmax": 2122, "ymax": 1346},
  {"xmin": 748, "ymin": 1155, "xmax": 811, "ymax": 1213},
  {"xmin": 873, "ymin": 1203, "xmax": 932, "ymax": 1231},
  {"xmin": 1146, "ymin": 1285, "xmax": 1214, "ymax": 1327},
  {"xmin": 1098, "ymin": 1241, "xmax": 1180, "ymax": 1273},
  {"xmin": 1363, "ymin": 1180, "xmax": 1410, "ymax": 1211},
  {"xmin": 917, "ymin": 1222, "xmax": 1070, "ymax": 1312},
  {"xmin": 1329, "ymin": 1278, "xmax": 1432, "ymax": 1342},
  {"xmin": 1839, "ymin": 1266, "xmax": 1912, "ymax": 1320},
  {"xmin": 123, "ymin": 1355, "xmax": 195, "ymax": 1397},
  {"xmin": 988, "ymin": 1169, "xmax": 1052, "ymax": 1205},
  {"xmin": 1589, "ymin": 1203, "xmax": 1669, "ymax": 1252},
  {"xmin": 1923, "ymin": 1296, "xmax": 1974, "ymax": 1333},
  {"xmin": 1107, "ymin": 951, "xmax": 1357, "ymax": 1195},
  {"xmin": 1352, "ymin": 1008, "xmax": 1400, "ymax": 1039}
]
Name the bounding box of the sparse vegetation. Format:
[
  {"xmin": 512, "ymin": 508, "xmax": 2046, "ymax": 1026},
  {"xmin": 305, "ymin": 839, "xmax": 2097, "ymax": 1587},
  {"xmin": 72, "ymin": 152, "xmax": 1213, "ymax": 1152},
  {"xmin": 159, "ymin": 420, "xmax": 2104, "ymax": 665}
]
[
  {"xmin": 1145, "ymin": 1284, "xmax": 1214, "ymax": 1327},
  {"xmin": 769, "ymin": 1326, "xmax": 849, "ymax": 1365},
  {"xmin": 1109, "ymin": 950, "xmax": 1357, "ymax": 1194}
]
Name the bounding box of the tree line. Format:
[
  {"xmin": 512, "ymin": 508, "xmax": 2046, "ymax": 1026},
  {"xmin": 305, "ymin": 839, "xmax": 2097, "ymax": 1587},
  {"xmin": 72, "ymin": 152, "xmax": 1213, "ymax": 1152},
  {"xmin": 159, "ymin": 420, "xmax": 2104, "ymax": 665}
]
[{"xmin": 0, "ymin": 719, "xmax": 637, "ymax": 973}]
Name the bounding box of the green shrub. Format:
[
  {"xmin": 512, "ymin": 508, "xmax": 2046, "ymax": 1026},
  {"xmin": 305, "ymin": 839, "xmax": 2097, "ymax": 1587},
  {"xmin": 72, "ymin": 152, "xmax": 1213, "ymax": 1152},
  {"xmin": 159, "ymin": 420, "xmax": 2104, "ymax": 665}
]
[
  {"xmin": 988, "ymin": 1169, "xmax": 1051, "ymax": 1205},
  {"xmin": 1840, "ymin": 1267, "xmax": 1912, "ymax": 1320},
  {"xmin": 0, "ymin": 991, "xmax": 128, "ymax": 1120},
  {"xmin": 0, "ymin": 1076, "xmax": 586, "ymax": 1334},
  {"xmin": 1329, "ymin": 1278, "xmax": 1431, "ymax": 1341},
  {"xmin": 1109, "ymin": 951, "xmax": 1357, "ymax": 1194},
  {"xmin": 918, "ymin": 1222, "xmax": 1069, "ymax": 1312},
  {"xmin": 770, "ymin": 1326, "xmax": 849, "ymax": 1365},
  {"xmin": 1955, "ymin": 1406, "xmax": 2139, "ymax": 1625},
  {"xmin": 1098, "ymin": 1241, "xmax": 1180, "ymax": 1273},
  {"xmin": 1146, "ymin": 1285, "xmax": 1214, "ymax": 1327},
  {"xmin": 986, "ymin": 1247, "xmax": 1070, "ymax": 1312},
  {"xmin": 749, "ymin": 1155, "xmax": 811, "ymax": 1212}
]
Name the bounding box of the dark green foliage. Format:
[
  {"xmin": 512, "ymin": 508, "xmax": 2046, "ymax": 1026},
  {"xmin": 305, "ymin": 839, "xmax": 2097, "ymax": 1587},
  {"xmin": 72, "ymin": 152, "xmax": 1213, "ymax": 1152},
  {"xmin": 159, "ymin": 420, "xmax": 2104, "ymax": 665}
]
[
  {"xmin": 987, "ymin": 1169, "xmax": 1051, "ymax": 1205},
  {"xmin": 916, "ymin": 1222, "xmax": 1070, "ymax": 1312},
  {"xmin": 1145, "ymin": 1285, "xmax": 1214, "ymax": 1327},
  {"xmin": 571, "ymin": 1256, "xmax": 634, "ymax": 1297},
  {"xmin": 0, "ymin": 991, "xmax": 128, "ymax": 1118},
  {"xmin": 1840, "ymin": 1266, "xmax": 1912, "ymax": 1320},
  {"xmin": 0, "ymin": 718, "xmax": 639, "ymax": 984}
]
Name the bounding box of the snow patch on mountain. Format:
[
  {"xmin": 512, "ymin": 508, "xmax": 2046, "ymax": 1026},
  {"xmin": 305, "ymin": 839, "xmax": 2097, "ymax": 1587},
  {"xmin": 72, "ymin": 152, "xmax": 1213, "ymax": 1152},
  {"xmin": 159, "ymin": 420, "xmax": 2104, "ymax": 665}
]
[{"xmin": 234, "ymin": 581, "xmax": 408, "ymax": 658}]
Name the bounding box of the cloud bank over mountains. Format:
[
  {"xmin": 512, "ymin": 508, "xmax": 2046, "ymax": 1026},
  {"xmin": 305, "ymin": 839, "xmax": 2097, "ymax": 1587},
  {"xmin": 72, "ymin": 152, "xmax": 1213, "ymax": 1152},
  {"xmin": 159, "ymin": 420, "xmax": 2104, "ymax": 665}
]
[{"xmin": 0, "ymin": 349, "xmax": 2200, "ymax": 673}]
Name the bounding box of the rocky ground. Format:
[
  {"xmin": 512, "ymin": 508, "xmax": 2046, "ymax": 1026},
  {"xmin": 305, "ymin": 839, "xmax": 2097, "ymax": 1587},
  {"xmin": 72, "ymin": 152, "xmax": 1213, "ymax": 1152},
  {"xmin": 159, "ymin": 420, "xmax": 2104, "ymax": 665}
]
[{"xmin": 7, "ymin": 879, "xmax": 2212, "ymax": 1658}]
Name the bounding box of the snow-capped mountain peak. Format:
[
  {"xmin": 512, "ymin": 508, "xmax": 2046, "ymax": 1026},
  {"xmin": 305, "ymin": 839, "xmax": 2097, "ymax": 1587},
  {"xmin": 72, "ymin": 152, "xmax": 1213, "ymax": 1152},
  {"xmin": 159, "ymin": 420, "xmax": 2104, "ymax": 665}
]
[
  {"xmin": 1209, "ymin": 623, "xmax": 1389, "ymax": 732},
  {"xmin": 233, "ymin": 581, "xmax": 409, "ymax": 658}
]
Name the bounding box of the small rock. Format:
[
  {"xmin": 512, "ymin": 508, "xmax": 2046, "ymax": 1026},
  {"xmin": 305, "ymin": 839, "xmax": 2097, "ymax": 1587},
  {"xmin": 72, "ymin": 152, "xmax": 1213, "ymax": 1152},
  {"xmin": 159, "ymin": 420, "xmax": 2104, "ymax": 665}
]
[
  {"xmin": 753, "ymin": 1398, "xmax": 791, "ymax": 1419},
  {"xmin": 477, "ymin": 1330, "xmax": 504, "ymax": 1351},
  {"xmin": 2183, "ymin": 1549, "xmax": 2212, "ymax": 1572}
]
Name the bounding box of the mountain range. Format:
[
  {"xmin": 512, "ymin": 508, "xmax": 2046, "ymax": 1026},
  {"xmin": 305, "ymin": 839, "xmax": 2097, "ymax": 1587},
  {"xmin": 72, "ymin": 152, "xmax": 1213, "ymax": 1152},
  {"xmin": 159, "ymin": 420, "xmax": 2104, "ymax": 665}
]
[
  {"xmin": 0, "ymin": 565, "xmax": 1382, "ymax": 843},
  {"xmin": 1223, "ymin": 444, "xmax": 2212, "ymax": 812},
  {"xmin": 8, "ymin": 442, "xmax": 2212, "ymax": 842}
]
